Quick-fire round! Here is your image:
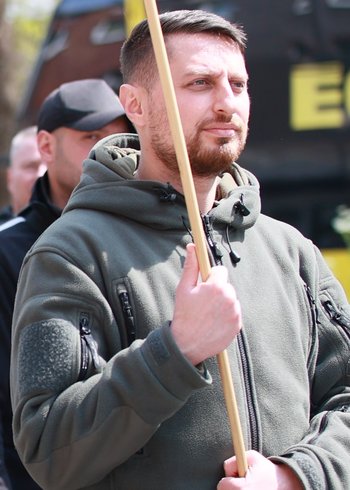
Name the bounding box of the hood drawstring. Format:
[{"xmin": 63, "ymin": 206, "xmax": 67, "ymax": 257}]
[
  {"xmin": 225, "ymin": 225, "xmax": 241, "ymax": 265},
  {"xmin": 183, "ymin": 216, "xmax": 241, "ymax": 267},
  {"xmin": 234, "ymin": 193, "xmax": 250, "ymax": 217},
  {"xmin": 159, "ymin": 191, "xmax": 177, "ymax": 203},
  {"xmin": 155, "ymin": 186, "xmax": 178, "ymax": 203},
  {"xmin": 222, "ymin": 193, "xmax": 249, "ymax": 265}
]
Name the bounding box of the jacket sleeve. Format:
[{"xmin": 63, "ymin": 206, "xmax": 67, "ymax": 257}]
[
  {"xmin": 271, "ymin": 245, "xmax": 350, "ymax": 490},
  {"xmin": 10, "ymin": 248, "xmax": 210, "ymax": 490}
]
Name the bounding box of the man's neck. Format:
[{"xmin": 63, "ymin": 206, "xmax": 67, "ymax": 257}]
[{"xmin": 49, "ymin": 184, "xmax": 69, "ymax": 211}]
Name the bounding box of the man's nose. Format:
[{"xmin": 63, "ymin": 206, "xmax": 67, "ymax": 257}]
[{"xmin": 212, "ymin": 81, "xmax": 236, "ymax": 115}]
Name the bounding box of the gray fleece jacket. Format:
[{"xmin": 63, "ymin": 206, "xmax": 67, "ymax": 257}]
[{"xmin": 10, "ymin": 134, "xmax": 350, "ymax": 490}]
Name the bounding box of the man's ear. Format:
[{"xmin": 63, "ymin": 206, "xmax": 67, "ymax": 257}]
[
  {"xmin": 119, "ymin": 84, "xmax": 146, "ymax": 128},
  {"xmin": 36, "ymin": 130, "xmax": 55, "ymax": 167}
]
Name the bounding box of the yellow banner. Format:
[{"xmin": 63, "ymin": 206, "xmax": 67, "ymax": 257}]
[
  {"xmin": 124, "ymin": 0, "xmax": 147, "ymax": 36},
  {"xmin": 322, "ymin": 248, "xmax": 350, "ymax": 300},
  {"xmin": 290, "ymin": 62, "xmax": 346, "ymax": 131}
]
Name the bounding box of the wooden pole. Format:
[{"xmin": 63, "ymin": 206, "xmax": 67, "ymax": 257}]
[{"xmin": 143, "ymin": 0, "xmax": 248, "ymax": 477}]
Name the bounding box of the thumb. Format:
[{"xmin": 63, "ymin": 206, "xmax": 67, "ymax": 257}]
[
  {"xmin": 178, "ymin": 243, "xmax": 200, "ymax": 292},
  {"xmin": 223, "ymin": 456, "xmax": 238, "ymax": 477}
]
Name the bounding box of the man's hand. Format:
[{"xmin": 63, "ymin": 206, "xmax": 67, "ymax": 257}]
[
  {"xmin": 217, "ymin": 450, "xmax": 303, "ymax": 489},
  {"xmin": 171, "ymin": 243, "xmax": 242, "ymax": 365}
]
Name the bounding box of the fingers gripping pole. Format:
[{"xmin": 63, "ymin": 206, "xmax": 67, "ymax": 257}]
[{"xmin": 143, "ymin": 0, "xmax": 248, "ymax": 477}]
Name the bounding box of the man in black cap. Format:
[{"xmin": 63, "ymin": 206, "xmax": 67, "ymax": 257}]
[{"xmin": 0, "ymin": 79, "xmax": 131, "ymax": 489}]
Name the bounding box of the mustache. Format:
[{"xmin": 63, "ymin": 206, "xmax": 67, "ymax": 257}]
[{"xmin": 197, "ymin": 113, "xmax": 245, "ymax": 133}]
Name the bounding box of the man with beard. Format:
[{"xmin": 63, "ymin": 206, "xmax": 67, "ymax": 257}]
[{"xmin": 10, "ymin": 10, "xmax": 350, "ymax": 490}]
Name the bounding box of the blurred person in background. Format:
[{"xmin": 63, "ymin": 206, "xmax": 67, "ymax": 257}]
[
  {"xmin": 0, "ymin": 126, "xmax": 46, "ymax": 224},
  {"xmin": 0, "ymin": 78, "xmax": 131, "ymax": 489}
]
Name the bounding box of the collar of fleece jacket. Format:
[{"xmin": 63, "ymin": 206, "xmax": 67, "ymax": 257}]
[{"xmin": 63, "ymin": 133, "xmax": 261, "ymax": 233}]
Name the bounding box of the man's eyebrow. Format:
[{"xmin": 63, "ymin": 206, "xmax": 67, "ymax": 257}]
[
  {"xmin": 183, "ymin": 67, "xmax": 249, "ymax": 80},
  {"xmin": 230, "ymin": 74, "xmax": 249, "ymax": 83},
  {"xmin": 182, "ymin": 67, "xmax": 221, "ymax": 78}
]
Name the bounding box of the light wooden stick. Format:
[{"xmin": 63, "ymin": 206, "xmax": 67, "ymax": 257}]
[{"xmin": 143, "ymin": 0, "xmax": 248, "ymax": 477}]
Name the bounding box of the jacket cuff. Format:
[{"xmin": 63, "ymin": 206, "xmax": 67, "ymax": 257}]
[
  {"xmin": 140, "ymin": 324, "xmax": 211, "ymax": 402},
  {"xmin": 270, "ymin": 455, "xmax": 317, "ymax": 490}
]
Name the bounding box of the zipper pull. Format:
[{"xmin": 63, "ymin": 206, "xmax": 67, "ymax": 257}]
[
  {"xmin": 119, "ymin": 291, "xmax": 136, "ymax": 345},
  {"xmin": 79, "ymin": 312, "xmax": 100, "ymax": 372},
  {"xmin": 323, "ymin": 300, "xmax": 350, "ymax": 332},
  {"xmin": 304, "ymin": 283, "xmax": 318, "ymax": 326}
]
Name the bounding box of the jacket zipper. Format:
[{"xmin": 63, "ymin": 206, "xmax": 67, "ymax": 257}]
[
  {"xmin": 308, "ymin": 403, "xmax": 349, "ymax": 445},
  {"xmin": 117, "ymin": 287, "xmax": 141, "ymax": 456},
  {"xmin": 237, "ymin": 332, "xmax": 260, "ymax": 450},
  {"xmin": 307, "ymin": 299, "xmax": 350, "ymax": 435},
  {"xmin": 202, "ymin": 214, "xmax": 259, "ymax": 450},
  {"xmin": 118, "ymin": 290, "xmax": 136, "ymax": 346},
  {"xmin": 304, "ymin": 283, "xmax": 318, "ymax": 369},
  {"xmin": 323, "ymin": 299, "xmax": 350, "ymax": 340},
  {"xmin": 78, "ymin": 312, "xmax": 100, "ymax": 381},
  {"xmin": 304, "ymin": 284, "xmax": 318, "ymax": 327}
]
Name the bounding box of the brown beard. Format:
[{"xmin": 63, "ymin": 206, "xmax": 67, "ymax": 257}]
[{"xmin": 150, "ymin": 113, "xmax": 248, "ymax": 178}]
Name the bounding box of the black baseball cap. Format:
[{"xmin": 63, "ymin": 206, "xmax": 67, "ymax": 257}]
[{"xmin": 37, "ymin": 79, "xmax": 126, "ymax": 132}]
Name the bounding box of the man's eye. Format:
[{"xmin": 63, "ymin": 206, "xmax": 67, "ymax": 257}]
[
  {"xmin": 193, "ymin": 79, "xmax": 208, "ymax": 86},
  {"xmin": 232, "ymin": 81, "xmax": 247, "ymax": 91}
]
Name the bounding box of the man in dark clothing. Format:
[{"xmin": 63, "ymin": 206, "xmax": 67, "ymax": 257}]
[
  {"xmin": 0, "ymin": 207, "xmax": 13, "ymax": 225},
  {"xmin": 0, "ymin": 175, "xmax": 59, "ymax": 490},
  {"xmin": 0, "ymin": 78, "xmax": 131, "ymax": 489}
]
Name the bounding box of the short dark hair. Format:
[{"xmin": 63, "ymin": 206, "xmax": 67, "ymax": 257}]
[{"xmin": 120, "ymin": 9, "xmax": 247, "ymax": 88}]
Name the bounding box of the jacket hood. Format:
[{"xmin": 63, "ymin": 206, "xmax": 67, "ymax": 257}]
[{"xmin": 64, "ymin": 133, "xmax": 261, "ymax": 231}]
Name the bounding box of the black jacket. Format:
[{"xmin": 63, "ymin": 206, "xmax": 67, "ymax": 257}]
[
  {"xmin": 0, "ymin": 173, "xmax": 61, "ymax": 489},
  {"xmin": 0, "ymin": 206, "xmax": 14, "ymax": 226}
]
